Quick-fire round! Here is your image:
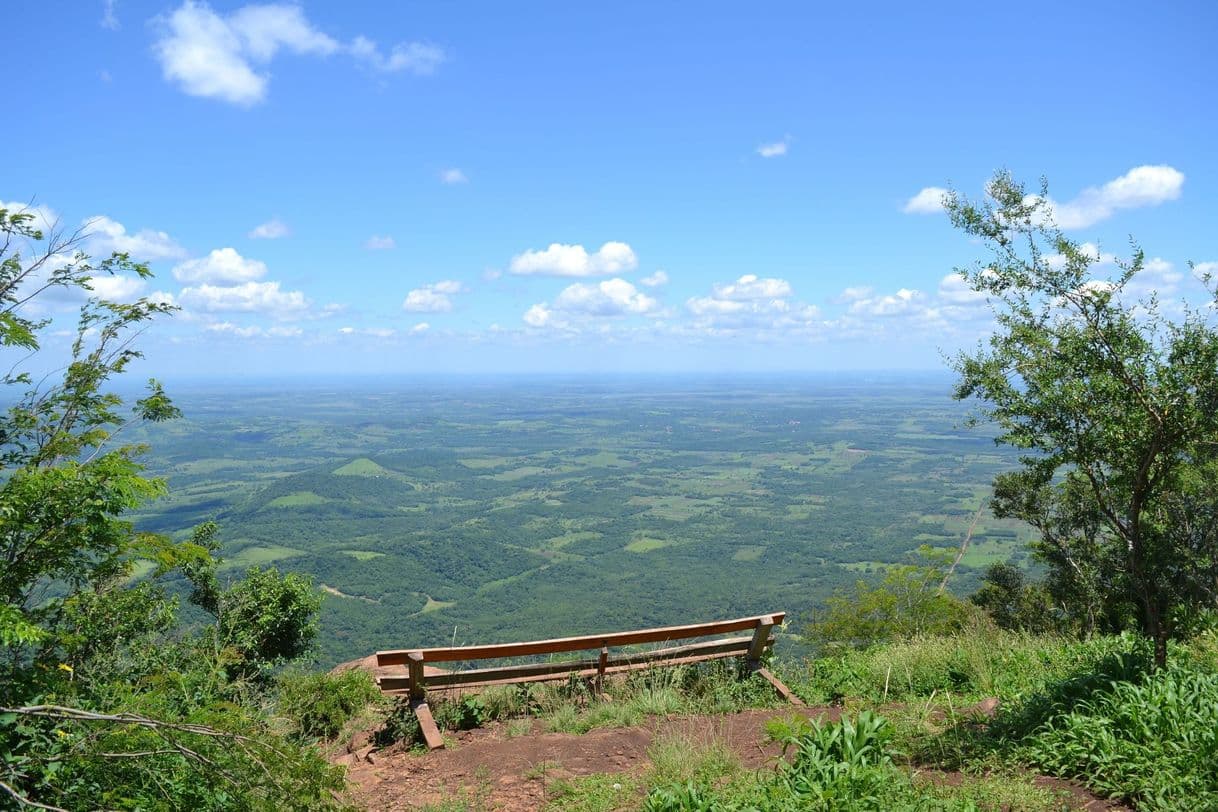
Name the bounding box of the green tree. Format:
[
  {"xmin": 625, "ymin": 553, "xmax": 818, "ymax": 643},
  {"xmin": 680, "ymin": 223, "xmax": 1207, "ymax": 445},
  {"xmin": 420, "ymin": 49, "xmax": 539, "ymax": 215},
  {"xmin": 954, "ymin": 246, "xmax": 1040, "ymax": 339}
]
[
  {"xmin": 947, "ymin": 172, "xmax": 1218, "ymax": 667},
  {"xmin": 807, "ymin": 549, "xmax": 976, "ymax": 650},
  {"xmin": 0, "ymin": 204, "xmax": 342, "ymax": 808},
  {"xmin": 969, "ymin": 562, "xmax": 1055, "ymax": 633}
]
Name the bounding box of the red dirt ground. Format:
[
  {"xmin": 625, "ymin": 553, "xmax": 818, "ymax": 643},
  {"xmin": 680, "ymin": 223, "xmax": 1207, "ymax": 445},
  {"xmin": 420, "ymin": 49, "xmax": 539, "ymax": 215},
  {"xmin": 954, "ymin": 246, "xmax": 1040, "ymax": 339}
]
[{"xmin": 336, "ymin": 707, "xmax": 1129, "ymax": 811}]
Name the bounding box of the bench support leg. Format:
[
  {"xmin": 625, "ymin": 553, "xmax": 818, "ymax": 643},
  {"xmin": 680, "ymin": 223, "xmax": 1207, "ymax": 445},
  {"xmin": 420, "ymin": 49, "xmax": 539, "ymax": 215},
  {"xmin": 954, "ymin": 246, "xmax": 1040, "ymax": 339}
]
[
  {"xmin": 751, "ymin": 664, "xmax": 805, "ymax": 707},
  {"xmin": 411, "ymin": 699, "xmax": 445, "ymax": 750}
]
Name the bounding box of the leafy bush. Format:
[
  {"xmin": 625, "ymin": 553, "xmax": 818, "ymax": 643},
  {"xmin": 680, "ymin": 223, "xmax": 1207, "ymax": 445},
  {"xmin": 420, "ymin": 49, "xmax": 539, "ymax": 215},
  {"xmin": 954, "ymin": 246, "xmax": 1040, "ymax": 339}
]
[
  {"xmin": 277, "ymin": 668, "xmax": 381, "ymax": 740},
  {"xmin": 806, "ymin": 551, "xmax": 983, "ymax": 652},
  {"xmin": 1007, "ymin": 662, "xmax": 1218, "ymax": 809}
]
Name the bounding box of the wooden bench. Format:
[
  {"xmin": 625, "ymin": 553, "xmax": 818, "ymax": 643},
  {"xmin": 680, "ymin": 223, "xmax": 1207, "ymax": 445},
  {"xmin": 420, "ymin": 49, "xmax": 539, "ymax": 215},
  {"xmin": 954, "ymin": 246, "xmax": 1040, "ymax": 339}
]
[{"xmin": 374, "ymin": 612, "xmax": 799, "ymax": 749}]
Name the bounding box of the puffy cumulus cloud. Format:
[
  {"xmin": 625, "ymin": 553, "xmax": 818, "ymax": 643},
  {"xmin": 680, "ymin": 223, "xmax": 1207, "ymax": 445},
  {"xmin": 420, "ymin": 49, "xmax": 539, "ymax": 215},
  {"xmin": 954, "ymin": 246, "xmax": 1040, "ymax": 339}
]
[
  {"xmin": 685, "ymin": 275, "xmax": 821, "ymax": 335},
  {"xmin": 936, "ymin": 273, "xmax": 987, "ymax": 306},
  {"xmin": 85, "ymin": 216, "xmax": 187, "ymax": 260},
  {"xmin": 173, "ymin": 247, "xmax": 267, "ymax": 284},
  {"xmin": 153, "ymin": 2, "xmax": 441, "ymax": 106},
  {"xmin": 509, "ymin": 241, "xmax": 637, "ymax": 277},
  {"xmin": 178, "ymin": 280, "xmax": 310, "ymax": 319},
  {"xmin": 86, "ymin": 274, "xmax": 148, "ymax": 302},
  {"xmin": 710, "ymin": 274, "xmax": 792, "ymax": 301},
  {"xmin": 364, "ymin": 234, "xmax": 396, "ymax": 250},
  {"xmin": 1125, "ymin": 257, "xmax": 1184, "ymax": 301},
  {"xmin": 757, "ymin": 136, "xmax": 792, "ymax": 158},
  {"xmin": 523, "ymin": 279, "xmax": 659, "ymax": 329},
  {"xmin": 845, "ymin": 287, "xmax": 925, "ymax": 317},
  {"xmin": 350, "ymin": 36, "xmax": 444, "ymax": 74},
  {"xmin": 248, "ymin": 217, "xmax": 289, "ymax": 239},
  {"xmin": 553, "ymin": 278, "xmax": 659, "ymax": 316},
  {"xmin": 410, "ymin": 322, "xmax": 430, "ymax": 335},
  {"xmin": 206, "ymin": 321, "xmax": 302, "ymax": 339},
  {"xmin": 1, "ymin": 200, "xmax": 59, "ymax": 236},
  {"xmin": 640, "ymin": 270, "xmax": 669, "ymax": 288},
  {"xmin": 1036, "ymin": 165, "xmax": 1184, "ymax": 229},
  {"xmin": 438, "ymin": 168, "xmax": 468, "ymax": 184},
  {"xmin": 402, "ymin": 280, "xmax": 465, "ymax": 312},
  {"xmin": 903, "ymin": 186, "xmax": 949, "ymax": 214}
]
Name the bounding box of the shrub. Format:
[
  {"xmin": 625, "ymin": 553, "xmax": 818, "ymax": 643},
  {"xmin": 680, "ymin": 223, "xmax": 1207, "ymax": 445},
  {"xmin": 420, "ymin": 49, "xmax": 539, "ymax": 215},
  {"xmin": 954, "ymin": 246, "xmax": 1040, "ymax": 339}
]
[{"xmin": 277, "ymin": 668, "xmax": 381, "ymax": 740}]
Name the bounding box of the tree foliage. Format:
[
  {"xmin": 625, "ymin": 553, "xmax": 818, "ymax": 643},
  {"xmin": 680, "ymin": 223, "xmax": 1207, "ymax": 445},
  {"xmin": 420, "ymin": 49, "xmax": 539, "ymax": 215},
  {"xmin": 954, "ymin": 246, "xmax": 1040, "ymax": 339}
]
[
  {"xmin": 0, "ymin": 203, "xmax": 342, "ymax": 809},
  {"xmin": 806, "ymin": 549, "xmax": 977, "ymax": 650},
  {"xmin": 947, "ymin": 172, "xmax": 1218, "ymax": 666}
]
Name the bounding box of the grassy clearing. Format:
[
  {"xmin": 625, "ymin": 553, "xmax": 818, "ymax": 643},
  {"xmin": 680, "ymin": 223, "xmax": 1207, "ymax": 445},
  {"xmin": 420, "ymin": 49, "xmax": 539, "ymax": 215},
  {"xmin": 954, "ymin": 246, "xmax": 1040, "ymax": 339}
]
[
  {"xmin": 731, "ymin": 546, "xmax": 765, "ymax": 562},
  {"xmin": 332, "ymin": 458, "xmax": 393, "ymax": 477},
  {"xmin": 265, "ymin": 490, "xmax": 329, "ymax": 508},
  {"xmin": 624, "ymin": 537, "xmax": 669, "ymax": 553},
  {"xmin": 339, "ymin": 549, "xmax": 385, "ymax": 561},
  {"xmin": 223, "ymin": 544, "xmax": 305, "ymax": 569}
]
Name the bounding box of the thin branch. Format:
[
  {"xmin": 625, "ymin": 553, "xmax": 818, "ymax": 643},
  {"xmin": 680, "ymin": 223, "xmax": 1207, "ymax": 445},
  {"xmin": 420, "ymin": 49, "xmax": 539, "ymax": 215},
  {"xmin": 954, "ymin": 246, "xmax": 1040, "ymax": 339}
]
[{"xmin": 0, "ymin": 780, "xmax": 69, "ymax": 812}]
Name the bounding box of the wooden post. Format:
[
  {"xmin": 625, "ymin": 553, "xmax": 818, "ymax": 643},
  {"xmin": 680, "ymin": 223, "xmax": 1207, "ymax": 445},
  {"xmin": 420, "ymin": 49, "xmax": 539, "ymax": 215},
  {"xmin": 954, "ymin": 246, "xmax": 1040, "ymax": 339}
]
[
  {"xmin": 747, "ymin": 615, "xmax": 774, "ymax": 665},
  {"xmin": 407, "ymin": 651, "xmax": 426, "ymax": 700},
  {"xmin": 407, "ymin": 651, "xmax": 445, "ymax": 750},
  {"xmin": 596, "ymin": 645, "xmax": 608, "ymax": 694}
]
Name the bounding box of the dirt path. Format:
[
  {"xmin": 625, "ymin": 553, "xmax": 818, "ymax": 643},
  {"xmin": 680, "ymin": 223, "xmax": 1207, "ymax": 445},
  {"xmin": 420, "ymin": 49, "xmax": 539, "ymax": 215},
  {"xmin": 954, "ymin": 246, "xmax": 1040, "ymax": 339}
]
[{"xmin": 337, "ymin": 708, "xmax": 1127, "ymax": 811}]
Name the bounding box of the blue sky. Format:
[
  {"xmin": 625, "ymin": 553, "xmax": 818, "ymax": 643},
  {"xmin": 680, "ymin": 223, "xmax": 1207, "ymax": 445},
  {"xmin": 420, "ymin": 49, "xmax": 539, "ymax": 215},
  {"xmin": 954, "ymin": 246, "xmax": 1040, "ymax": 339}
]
[{"xmin": 5, "ymin": 0, "xmax": 1217, "ymax": 376}]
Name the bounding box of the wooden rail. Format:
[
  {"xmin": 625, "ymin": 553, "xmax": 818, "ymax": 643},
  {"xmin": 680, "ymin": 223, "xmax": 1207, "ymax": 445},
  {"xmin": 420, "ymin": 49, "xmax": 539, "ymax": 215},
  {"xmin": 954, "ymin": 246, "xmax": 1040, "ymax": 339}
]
[{"xmin": 374, "ymin": 612, "xmax": 797, "ymax": 750}]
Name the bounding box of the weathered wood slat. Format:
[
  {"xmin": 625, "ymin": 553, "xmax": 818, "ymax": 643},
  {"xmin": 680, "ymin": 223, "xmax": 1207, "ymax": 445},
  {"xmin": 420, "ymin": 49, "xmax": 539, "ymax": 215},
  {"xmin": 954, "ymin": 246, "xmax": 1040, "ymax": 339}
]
[
  {"xmin": 376, "ymin": 612, "xmax": 784, "ymax": 666},
  {"xmin": 382, "ymin": 646, "xmax": 759, "ymax": 693},
  {"xmin": 411, "ymin": 700, "xmax": 445, "ymax": 750},
  {"xmin": 377, "ymin": 636, "xmax": 760, "ymax": 692},
  {"xmin": 754, "ymin": 666, "xmax": 804, "ymax": 707}
]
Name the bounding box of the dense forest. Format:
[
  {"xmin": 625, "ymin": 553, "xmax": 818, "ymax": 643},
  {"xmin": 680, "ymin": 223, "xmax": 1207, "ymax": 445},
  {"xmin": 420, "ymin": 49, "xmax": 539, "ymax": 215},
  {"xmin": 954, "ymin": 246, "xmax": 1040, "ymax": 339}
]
[{"xmin": 126, "ymin": 377, "xmax": 1033, "ymax": 665}]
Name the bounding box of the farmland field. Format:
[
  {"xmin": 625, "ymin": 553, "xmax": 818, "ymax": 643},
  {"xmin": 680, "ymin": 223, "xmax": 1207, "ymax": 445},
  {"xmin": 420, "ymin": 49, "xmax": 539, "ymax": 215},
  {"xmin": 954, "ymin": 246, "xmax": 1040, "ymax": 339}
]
[{"xmin": 129, "ymin": 374, "xmax": 1033, "ymax": 666}]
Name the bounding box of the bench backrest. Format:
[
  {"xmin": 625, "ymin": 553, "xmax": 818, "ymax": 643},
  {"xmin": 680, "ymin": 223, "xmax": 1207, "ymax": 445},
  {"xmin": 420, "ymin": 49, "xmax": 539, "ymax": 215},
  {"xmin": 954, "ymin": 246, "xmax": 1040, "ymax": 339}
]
[{"xmin": 375, "ymin": 612, "xmax": 784, "ymax": 697}]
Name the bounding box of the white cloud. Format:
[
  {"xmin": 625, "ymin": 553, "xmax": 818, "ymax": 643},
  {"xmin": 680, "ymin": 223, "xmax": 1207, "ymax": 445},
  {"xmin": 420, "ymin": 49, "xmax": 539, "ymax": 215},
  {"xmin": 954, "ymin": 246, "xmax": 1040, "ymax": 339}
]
[
  {"xmin": 903, "ymin": 186, "xmax": 950, "ymax": 215},
  {"xmin": 1, "ymin": 200, "xmax": 59, "ymax": 236},
  {"xmin": 1038, "ymin": 165, "xmax": 1185, "ymax": 229},
  {"xmin": 179, "ymin": 280, "xmax": 309, "ymax": 319},
  {"xmin": 757, "ymin": 136, "xmax": 792, "ymax": 158},
  {"xmin": 553, "ymin": 279, "xmax": 658, "ymax": 316},
  {"xmin": 510, "ymin": 241, "xmax": 638, "ymax": 277},
  {"xmin": 403, "ymin": 280, "xmax": 465, "ymax": 312},
  {"xmin": 640, "ymin": 270, "xmax": 669, "ymax": 288},
  {"xmin": 364, "ymin": 235, "xmax": 396, "ymax": 250},
  {"xmin": 410, "ymin": 322, "xmax": 430, "ymax": 335},
  {"xmin": 710, "ymin": 274, "xmax": 792, "ymax": 301},
  {"xmin": 248, "ymin": 217, "xmax": 290, "ymax": 239},
  {"xmin": 153, "ymin": 2, "xmax": 440, "ymax": 106},
  {"xmin": 523, "ymin": 279, "xmax": 660, "ymax": 329},
  {"xmin": 206, "ymin": 321, "xmax": 302, "ymax": 339},
  {"xmin": 87, "ymin": 274, "xmax": 146, "ymax": 302},
  {"xmin": 684, "ymin": 274, "xmax": 817, "ymax": 334},
  {"xmin": 101, "ymin": 0, "xmax": 119, "ymax": 30},
  {"xmin": 523, "ymin": 304, "xmax": 552, "ymax": 328},
  {"xmin": 173, "ymin": 247, "xmax": 267, "ymax": 284},
  {"xmin": 350, "ymin": 36, "xmax": 444, "ymax": 74},
  {"xmin": 936, "ymin": 273, "xmax": 987, "ymax": 306},
  {"xmin": 439, "ymin": 168, "xmax": 468, "ymax": 184},
  {"xmin": 847, "ymin": 287, "xmax": 925, "ymax": 317},
  {"xmin": 84, "ymin": 215, "xmax": 187, "ymax": 261}
]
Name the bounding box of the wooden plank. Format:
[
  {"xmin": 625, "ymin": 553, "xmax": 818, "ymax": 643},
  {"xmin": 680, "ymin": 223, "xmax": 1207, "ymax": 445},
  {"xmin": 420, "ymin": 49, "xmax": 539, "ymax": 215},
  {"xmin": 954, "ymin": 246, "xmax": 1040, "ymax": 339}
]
[
  {"xmin": 383, "ymin": 646, "xmax": 763, "ymax": 694},
  {"xmin": 596, "ymin": 646, "xmax": 608, "ymax": 693},
  {"xmin": 411, "ymin": 700, "xmax": 445, "ymax": 750},
  {"xmin": 747, "ymin": 615, "xmax": 775, "ymax": 663},
  {"xmin": 376, "ymin": 612, "xmax": 785, "ymax": 666},
  {"xmin": 407, "ymin": 651, "xmax": 425, "ymax": 700},
  {"xmin": 754, "ymin": 666, "xmax": 804, "ymax": 707},
  {"xmin": 378, "ymin": 636, "xmax": 756, "ymax": 692}
]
